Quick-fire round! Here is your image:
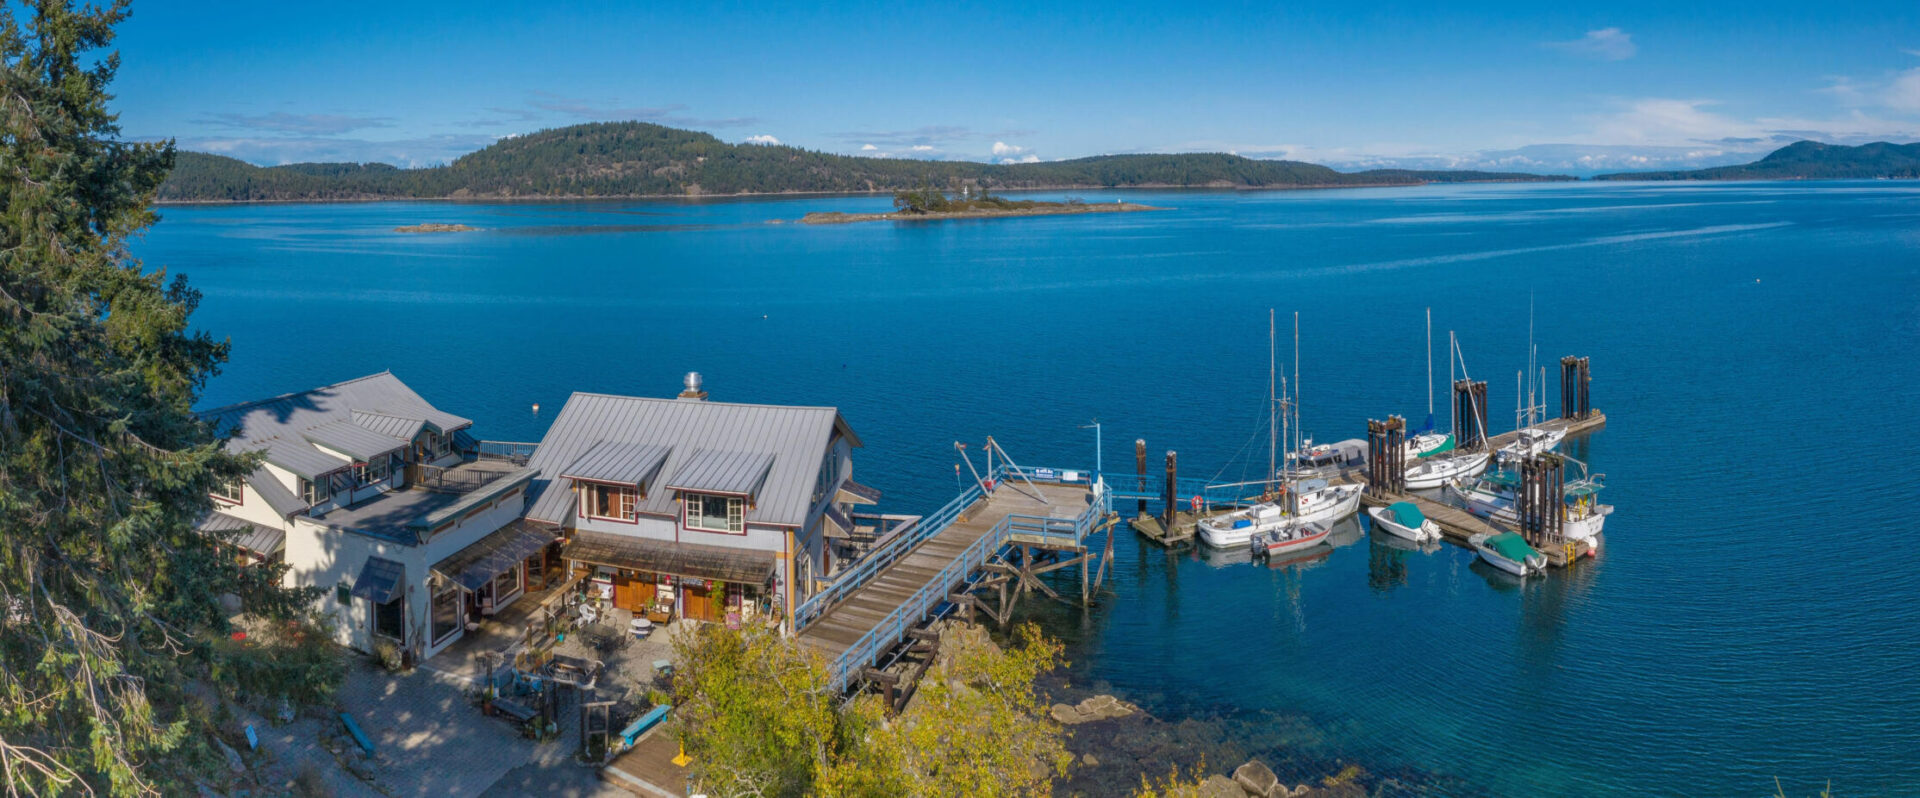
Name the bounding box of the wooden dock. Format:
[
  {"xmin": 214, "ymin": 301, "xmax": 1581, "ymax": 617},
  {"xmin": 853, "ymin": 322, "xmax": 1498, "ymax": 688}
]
[
  {"xmin": 1128, "ymin": 512, "xmax": 1195, "ymax": 546},
  {"xmin": 1483, "ymin": 410, "xmax": 1606, "ymax": 450},
  {"xmin": 794, "ymin": 480, "xmax": 1093, "ymax": 680}
]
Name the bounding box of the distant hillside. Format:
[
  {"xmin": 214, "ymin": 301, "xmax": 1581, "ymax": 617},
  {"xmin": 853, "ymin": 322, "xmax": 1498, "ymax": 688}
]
[
  {"xmin": 156, "ymin": 122, "xmax": 1571, "ymax": 202},
  {"xmin": 1594, "ymin": 141, "xmax": 1920, "ymax": 181}
]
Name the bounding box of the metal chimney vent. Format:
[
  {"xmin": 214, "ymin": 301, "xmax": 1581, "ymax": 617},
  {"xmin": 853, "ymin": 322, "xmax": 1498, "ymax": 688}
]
[{"xmin": 679, "ymin": 371, "xmax": 708, "ymax": 400}]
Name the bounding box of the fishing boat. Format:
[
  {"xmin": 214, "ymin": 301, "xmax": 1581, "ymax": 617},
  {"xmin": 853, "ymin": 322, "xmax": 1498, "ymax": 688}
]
[
  {"xmin": 1469, "ymin": 531, "xmax": 1546, "ymax": 576},
  {"xmin": 1251, "ymin": 520, "xmax": 1332, "ymax": 559},
  {"xmin": 1367, "ymin": 501, "xmax": 1440, "ymax": 544},
  {"xmin": 1288, "ymin": 438, "xmax": 1367, "ymax": 479},
  {"xmin": 1447, "ymin": 467, "xmax": 1611, "ymax": 548}
]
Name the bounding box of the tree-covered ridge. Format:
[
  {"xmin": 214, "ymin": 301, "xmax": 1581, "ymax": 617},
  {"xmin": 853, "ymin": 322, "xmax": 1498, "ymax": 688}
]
[
  {"xmin": 1594, "ymin": 140, "xmax": 1920, "ymax": 180},
  {"xmin": 158, "ymin": 121, "xmax": 1572, "ymax": 202}
]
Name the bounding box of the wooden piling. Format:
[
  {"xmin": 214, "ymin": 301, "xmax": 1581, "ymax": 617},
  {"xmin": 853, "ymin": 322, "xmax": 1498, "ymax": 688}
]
[
  {"xmin": 1135, "ymin": 439, "xmax": 1149, "ymax": 517},
  {"xmin": 1162, "ymin": 451, "xmax": 1178, "ymax": 530}
]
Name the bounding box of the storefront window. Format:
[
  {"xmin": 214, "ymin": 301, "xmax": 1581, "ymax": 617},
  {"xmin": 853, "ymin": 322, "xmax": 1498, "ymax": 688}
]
[
  {"xmin": 431, "ymin": 580, "xmax": 462, "ymax": 645},
  {"xmin": 373, "ymin": 595, "xmax": 405, "ymax": 641}
]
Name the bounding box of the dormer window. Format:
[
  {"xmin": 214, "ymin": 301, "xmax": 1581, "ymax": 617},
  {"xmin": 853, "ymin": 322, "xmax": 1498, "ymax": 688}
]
[
  {"xmin": 212, "ymin": 478, "xmax": 245, "ymax": 505},
  {"xmin": 685, "ymin": 493, "xmax": 744, "ymax": 534},
  {"xmin": 581, "ymin": 482, "xmax": 638, "ymax": 522},
  {"xmin": 302, "ymin": 474, "xmax": 334, "ymax": 505}
]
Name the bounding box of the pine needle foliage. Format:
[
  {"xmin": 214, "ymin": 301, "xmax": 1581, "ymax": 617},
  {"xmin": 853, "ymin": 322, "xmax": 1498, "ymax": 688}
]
[{"xmin": 1, "ymin": 2, "xmax": 324, "ymax": 794}]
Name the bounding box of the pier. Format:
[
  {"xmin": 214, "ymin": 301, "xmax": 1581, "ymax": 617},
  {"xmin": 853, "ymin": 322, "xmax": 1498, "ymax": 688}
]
[{"xmin": 792, "ymin": 462, "xmax": 1108, "ymax": 695}]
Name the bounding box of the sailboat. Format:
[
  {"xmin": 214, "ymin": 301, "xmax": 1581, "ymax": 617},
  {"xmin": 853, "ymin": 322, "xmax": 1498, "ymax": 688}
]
[
  {"xmin": 1199, "ymin": 312, "xmax": 1362, "ymax": 549},
  {"xmin": 1402, "ymin": 331, "xmax": 1491, "ymax": 490},
  {"xmin": 1499, "ymin": 297, "xmax": 1566, "ymax": 460},
  {"xmin": 1401, "ymin": 309, "xmax": 1455, "ymax": 460}
]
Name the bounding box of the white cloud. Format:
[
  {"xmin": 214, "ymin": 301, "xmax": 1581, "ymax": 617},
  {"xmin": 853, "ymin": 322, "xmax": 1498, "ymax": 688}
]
[
  {"xmin": 743, "ymin": 134, "xmax": 782, "ymax": 145},
  {"xmin": 1548, "ymin": 28, "xmax": 1636, "ymax": 61},
  {"xmin": 860, "ymin": 144, "xmax": 878, "ymax": 151},
  {"xmin": 1886, "ymin": 68, "xmax": 1920, "ymax": 112},
  {"xmin": 999, "ymin": 154, "xmax": 1041, "ymax": 164},
  {"xmin": 991, "ymin": 141, "xmax": 1028, "ymax": 156},
  {"xmin": 910, "ymin": 144, "xmax": 936, "ymax": 152}
]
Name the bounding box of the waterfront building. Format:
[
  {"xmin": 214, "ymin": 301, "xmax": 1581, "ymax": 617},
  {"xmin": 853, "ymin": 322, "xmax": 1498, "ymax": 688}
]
[
  {"xmin": 198, "ymin": 372, "xmax": 550, "ymax": 663},
  {"xmin": 521, "ymin": 374, "xmax": 874, "ymax": 629}
]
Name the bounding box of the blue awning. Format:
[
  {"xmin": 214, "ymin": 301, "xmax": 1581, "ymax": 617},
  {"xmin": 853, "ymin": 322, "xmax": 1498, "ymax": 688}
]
[{"xmin": 349, "ymin": 557, "xmax": 406, "ymax": 603}]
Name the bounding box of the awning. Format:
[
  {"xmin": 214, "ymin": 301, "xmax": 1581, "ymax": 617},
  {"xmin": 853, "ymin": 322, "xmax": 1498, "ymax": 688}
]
[
  {"xmin": 836, "ymin": 478, "xmax": 881, "ymax": 506},
  {"xmin": 822, "ymin": 503, "xmax": 852, "ymax": 540},
  {"xmin": 562, "ymin": 530, "xmax": 776, "ymax": 584},
  {"xmin": 431, "ymin": 520, "xmax": 556, "ymax": 591},
  {"xmin": 665, "ymin": 448, "xmax": 774, "ymax": 498},
  {"xmin": 349, "ymin": 557, "xmax": 406, "ymax": 603},
  {"xmin": 196, "ymin": 511, "xmax": 286, "ymax": 558}
]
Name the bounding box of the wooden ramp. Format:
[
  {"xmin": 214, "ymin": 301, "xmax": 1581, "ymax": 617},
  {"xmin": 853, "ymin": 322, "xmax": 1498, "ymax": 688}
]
[{"xmin": 795, "ymin": 481, "xmax": 1091, "ymax": 672}]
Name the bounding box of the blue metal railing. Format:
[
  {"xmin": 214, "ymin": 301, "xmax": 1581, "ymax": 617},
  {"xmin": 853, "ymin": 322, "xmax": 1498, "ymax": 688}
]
[
  {"xmin": 817, "ymin": 465, "xmax": 1107, "ymax": 689},
  {"xmin": 792, "ymin": 472, "xmax": 992, "ymax": 631},
  {"xmin": 1099, "ymin": 472, "xmax": 1268, "ymax": 508}
]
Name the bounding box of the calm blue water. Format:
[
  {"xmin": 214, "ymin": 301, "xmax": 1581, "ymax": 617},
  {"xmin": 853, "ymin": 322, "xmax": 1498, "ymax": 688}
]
[{"xmin": 143, "ymin": 182, "xmax": 1920, "ymax": 796}]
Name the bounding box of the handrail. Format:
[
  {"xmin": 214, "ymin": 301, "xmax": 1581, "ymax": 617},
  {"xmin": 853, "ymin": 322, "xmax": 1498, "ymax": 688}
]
[
  {"xmin": 792, "ymin": 471, "xmax": 991, "ymax": 630},
  {"xmin": 821, "ymin": 467, "xmax": 1108, "ymax": 690}
]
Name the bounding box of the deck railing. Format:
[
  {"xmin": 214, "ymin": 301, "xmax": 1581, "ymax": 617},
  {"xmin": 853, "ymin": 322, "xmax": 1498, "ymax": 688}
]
[
  {"xmin": 411, "ymin": 463, "xmax": 507, "ymax": 494},
  {"xmin": 815, "ymin": 465, "xmax": 1106, "ymax": 690},
  {"xmin": 475, "ymin": 440, "xmax": 538, "ymax": 465},
  {"xmin": 792, "ymin": 475, "xmax": 988, "ymax": 631}
]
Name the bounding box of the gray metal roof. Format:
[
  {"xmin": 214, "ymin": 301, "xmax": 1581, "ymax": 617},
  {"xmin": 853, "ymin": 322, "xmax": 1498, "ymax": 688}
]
[
  {"xmin": 352, "ymin": 410, "xmax": 426, "ymax": 441},
  {"xmin": 303, "ymin": 420, "xmax": 408, "ymax": 462},
  {"xmin": 196, "ymin": 511, "xmax": 286, "ymax": 557},
  {"xmin": 837, "ymin": 478, "xmax": 882, "ymax": 505},
  {"xmin": 316, "ymin": 467, "xmax": 535, "ymax": 544},
  {"xmin": 559, "ymin": 440, "xmax": 671, "ymax": 487},
  {"xmin": 525, "ymin": 393, "xmax": 859, "ymax": 528},
  {"xmin": 664, "ymin": 448, "xmax": 775, "ymax": 497},
  {"xmin": 349, "ymin": 557, "xmax": 405, "ymax": 603},
  {"xmin": 245, "ymin": 467, "xmax": 308, "ymax": 516},
  {"xmin": 418, "ymin": 407, "xmax": 472, "ymax": 435},
  {"xmin": 264, "ymin": 439, "xmax": 350, "ymax": 481},
  {"xmin": 199, "ymin": 371, "xmax": 475, "ymax": 492}
]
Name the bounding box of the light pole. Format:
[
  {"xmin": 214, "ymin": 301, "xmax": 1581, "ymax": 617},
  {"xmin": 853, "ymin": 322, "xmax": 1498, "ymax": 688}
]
[{"xmin": 1078, "ymin": 420, "xmax": 1102, "ymax": 476}]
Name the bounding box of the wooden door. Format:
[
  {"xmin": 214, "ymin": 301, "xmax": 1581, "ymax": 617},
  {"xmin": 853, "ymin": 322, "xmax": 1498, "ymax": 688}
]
[
  {"xmin": 684, "ymin": 585, "xmax": 716, "ymax": 622},
  {"xmin": 612, "ymin": 574, "xmax": 640, "ymax": 612}
]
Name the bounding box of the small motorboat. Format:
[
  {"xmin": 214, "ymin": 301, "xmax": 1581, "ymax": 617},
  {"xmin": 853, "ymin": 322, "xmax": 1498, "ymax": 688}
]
[
  {"xmin": 1469, "ymin": 531, "xmax": 1546, "ymax": 577},
  {"xmin": 1251, "ymin": 521, "xmax": 1332, "ymax": 560},
  {"xmin": 1499, "ymin": 426, "xmax": 1566, "ymax": 459},
  {"xmin": 1367, "ymin": 501, "xmax": 1440, "ymax": 544}
]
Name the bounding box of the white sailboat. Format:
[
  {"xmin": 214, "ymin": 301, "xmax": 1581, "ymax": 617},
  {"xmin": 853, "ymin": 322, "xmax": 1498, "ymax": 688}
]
[
  {"xmin": 1199, "ymin": 312, "xmax": 1361, "ymax": 548},
  {"xmin": 1403, "ymin": 329, "xmax": 1490, "ymax": 490}
]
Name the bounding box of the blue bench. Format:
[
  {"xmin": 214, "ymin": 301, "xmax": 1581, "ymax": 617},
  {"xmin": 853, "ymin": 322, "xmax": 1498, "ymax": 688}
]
[
  {"xmin": 619, "ymin": 704, "xmax": 671, "ymax": 748},
  {"xmin": 339, "ymin": 712, "xmax": 375, "ymax": 754}
]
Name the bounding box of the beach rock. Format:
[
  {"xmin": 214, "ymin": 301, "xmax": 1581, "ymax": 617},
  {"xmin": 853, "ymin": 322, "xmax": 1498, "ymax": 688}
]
[
  {"xmin": 1082, "ymin": 752, "xmax": 1101, "ymax": 767},
  {"xmin": 1233, "ymin": 759, "xmax": 1278, "ymax": 796},
  {"xmin": 1049, "ymin": 694, "xmax": 1140, "ymax": 725},
  {"xmin": 1198, "ymin": 774, "xmax": 1248, "ymax": 798},
  {"xmin": 214, "ymin": 738, "xmax": 246, "ymax": 774}
]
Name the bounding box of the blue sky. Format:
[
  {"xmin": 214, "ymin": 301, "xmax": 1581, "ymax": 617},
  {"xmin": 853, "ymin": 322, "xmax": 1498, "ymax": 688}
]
[{"xmin": 109, "ymin": 0, "xmax": 1920, "ymax": 173}]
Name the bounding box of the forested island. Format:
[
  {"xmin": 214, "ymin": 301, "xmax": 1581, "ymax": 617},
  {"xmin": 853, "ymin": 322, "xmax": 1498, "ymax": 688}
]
[
  {"xmin": 1595, "ymin": 141, "xmax": 1920, "ymax": 180},
  {"xmin": 800, "ymin": 188, "xmax": 1161, "ymax": 224},
  {"xmin": 158, "ymin": 122, "xmax": 1572, "ymax": 203}
]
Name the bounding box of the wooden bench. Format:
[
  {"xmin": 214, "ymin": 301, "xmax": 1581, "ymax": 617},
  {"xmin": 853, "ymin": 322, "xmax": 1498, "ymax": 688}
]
[
  {"xmin": 492, "ymin": 697, "xmax": 537, "ymax": 724},
  {"xmin": 619, "ymin": 704, "xmax": 671, "ymax": 748}
]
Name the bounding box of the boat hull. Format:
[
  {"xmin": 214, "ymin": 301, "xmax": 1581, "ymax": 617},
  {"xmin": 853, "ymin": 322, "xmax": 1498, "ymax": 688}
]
[
  {"xmin": 1253, "ymin": 523, "xmax": 1332, "ymax": 558},
  {"xmin": 1404, "ymin": 451, "xmax": 1490, "ymax": 490},
  {"xmin": 1366, "ymin": 505, "xmax": 1440, "ymax": 543},
  {"xmin": 1198, "ymin": 485, "xmax": 1363, "ymax": 548}
]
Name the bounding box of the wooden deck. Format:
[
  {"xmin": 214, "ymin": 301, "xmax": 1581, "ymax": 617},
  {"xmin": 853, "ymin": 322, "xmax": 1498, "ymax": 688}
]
[
  {"xmin": 795, "ymin": 481, "xmax": 1091, "ymax": 665},
  {"xmin": 601, "ymin": 724, "xmax": 685, "ymax": 797},
  {"xmin": 1128, "ymin": 512, "xmax": 1195, "ymax": 546}
]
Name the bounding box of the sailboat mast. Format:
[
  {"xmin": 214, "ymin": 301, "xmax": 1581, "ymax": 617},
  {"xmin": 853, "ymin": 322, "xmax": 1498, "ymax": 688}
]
[
  {"xmin": 1268, "ymin": 309, "xmax": 1276, "ymax": 488},
  {"xmin": 1426, "ymin": 308, "xmax": 1434, "ymax": 420},
  {"xmin": 1448, "ymin": 331, "xmax": 1457, "ymax": 435}
]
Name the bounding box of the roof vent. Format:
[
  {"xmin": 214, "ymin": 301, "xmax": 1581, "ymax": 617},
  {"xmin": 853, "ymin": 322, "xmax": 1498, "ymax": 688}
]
[{"xmin": 679, "ymin": 371, "xmax": 708, "ymax": 401}]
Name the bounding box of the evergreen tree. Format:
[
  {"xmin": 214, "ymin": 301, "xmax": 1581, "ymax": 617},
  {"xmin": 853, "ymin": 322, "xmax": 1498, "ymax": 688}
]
[{"xmin": 2, "ymin": 2, "xmax": 318, "ymax": 793}]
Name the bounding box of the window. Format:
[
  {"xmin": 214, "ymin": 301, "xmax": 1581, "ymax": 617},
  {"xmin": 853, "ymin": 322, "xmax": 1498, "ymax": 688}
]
[
  {"xmin": 581, "ymin": 483, "xmax": 637, "ymax": 522},
  {"xmin": 686, "ymin": 494, "xmax": 744, "ymax": 534},
  {"xmin": 490, "ymin": 565, "xmax": 521, "ymax": 602},
  {"xmin": 212, "ymin": 478, "xmax": 245, "ymax": 505},
  {"xmin": 336, "ymin": 582, "xmax": 352, "ymax": 606},
  {"xmin": 302, "ymin": 474, "xmax": 333, "ymax": 505},
  {"xmin": 354, "ymin": 454, "xmax": 390, "ymax": 487},
  {"xmin": 813, "ymin": 449, "xmax": 840, "ymax": 504},
  {"xmin": 372, "ymin": 595, "xmax": 405, "ymax": 641},
  {"xmin": 430, "ymin": 579, "xmax": 462, "ymax": 645},
  {"xmin": 431, "ymin": 431, "xmax": 452, "ymax": 459}
]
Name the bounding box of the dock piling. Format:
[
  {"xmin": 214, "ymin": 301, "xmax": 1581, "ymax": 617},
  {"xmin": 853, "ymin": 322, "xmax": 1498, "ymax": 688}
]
[
  {"xmin": 1366, "ymin": 416, "xmax": 1407, "ymax": 496},
  {"xmin": 1452, "ymin": 379, "xmax": 1490, "ymax": 451},
  {"xmin": 1162, "ymin": 451, "xmax": 1178, "ymax": 530},
  {"xmin": 1559, "ymin": 356, "xmax": 1591, "ymax": 421},
  {"xmin": 1517, "ymin": 453, "xmax": 1566, "ymax": 550},
  {"xmin": 1135, "ymin": 439, "xmax": 1148, "ymax": 517}
]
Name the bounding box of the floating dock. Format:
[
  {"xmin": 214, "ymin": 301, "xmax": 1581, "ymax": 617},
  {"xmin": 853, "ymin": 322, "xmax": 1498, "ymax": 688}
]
[{"xmin": 1128, "ymin": 512, "xmax": 1195, "ymax": 546}]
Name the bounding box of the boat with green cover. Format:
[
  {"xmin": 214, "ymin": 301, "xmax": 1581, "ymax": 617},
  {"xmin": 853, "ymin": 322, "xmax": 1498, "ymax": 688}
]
[
  {"xmin": 1469, "ymin": 531, "xmax": 1546, "ymax": 576},
  {"xmin": 1367, "ymin": 500, "xmax": 1440, "ymax": 543}
]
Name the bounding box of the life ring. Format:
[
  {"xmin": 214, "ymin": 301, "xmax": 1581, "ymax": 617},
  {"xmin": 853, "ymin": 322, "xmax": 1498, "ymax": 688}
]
[{"xmin": 1189, "ymin": 495, "xmax": 1203, "ymax": 514}]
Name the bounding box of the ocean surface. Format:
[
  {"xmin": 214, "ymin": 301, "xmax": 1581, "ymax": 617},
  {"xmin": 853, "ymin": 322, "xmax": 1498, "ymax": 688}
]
[{"xmin": 141, "ymin": 182, "xmax": 1920, "ymax": 796}]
